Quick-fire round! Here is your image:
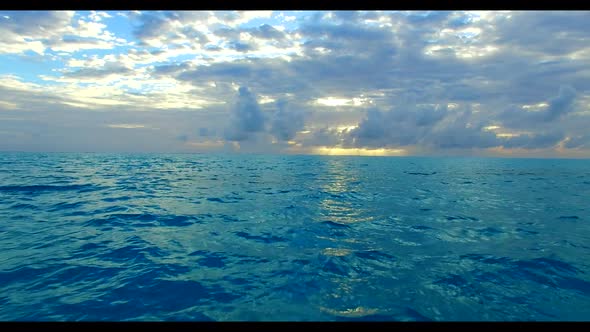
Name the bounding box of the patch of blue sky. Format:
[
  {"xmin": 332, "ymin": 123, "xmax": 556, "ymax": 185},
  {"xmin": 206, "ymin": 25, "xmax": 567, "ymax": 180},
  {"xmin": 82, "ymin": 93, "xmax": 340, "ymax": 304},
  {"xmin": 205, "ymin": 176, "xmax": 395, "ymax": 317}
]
[
  {"xmin": 156, "ymin": 53, "xmax": 196, "ymax": 65},
  {"xmin": 72, "ymin": 10, "xmax": 135, "ymax": 44},
  {"xmin": 64, "ymin": 48, "xmax": 118, "ymax": 62},
  {"xmin": 236, "ymin": 11, "xmax": 313, "ymax": 31},
  {"xmin": 102, "ymin": 12, "xmax": 137, "ymax": 44},
  {"xmin": 402, "ymin": 10, "xmax": 449, "ymax": 23},
  {"xmin": 236, "ymin": 17, "xmax": 276, "ymax": 30},
  {"xmin": 448, "ymin": 14, "xmax": 474, "ymax": 28},
  {"xmin": 0, "ymin": 54, "xmax": 63, "ymax": 85}
]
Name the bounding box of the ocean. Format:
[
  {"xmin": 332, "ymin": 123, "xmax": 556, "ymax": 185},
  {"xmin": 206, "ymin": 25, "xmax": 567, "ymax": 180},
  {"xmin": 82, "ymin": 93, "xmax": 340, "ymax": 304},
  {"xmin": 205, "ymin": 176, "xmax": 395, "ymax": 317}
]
[{"xmin": 0, "ymin": 152, "xmax": 589, "ymax": 321}]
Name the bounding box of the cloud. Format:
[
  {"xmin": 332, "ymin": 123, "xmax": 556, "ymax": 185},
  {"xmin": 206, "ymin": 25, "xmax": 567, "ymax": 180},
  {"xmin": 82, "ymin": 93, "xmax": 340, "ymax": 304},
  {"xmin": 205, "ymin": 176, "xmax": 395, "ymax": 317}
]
[
  {"xmin": 270, "ymin": 99, "xmax": 305, "ymax": 141},
  {"xmin": 499, "ymin": 86, "xmax": 577, "ymax": 129},
  {"xmin": 545, "ymin": 85, "xmax": 577, "ymax": 120},
  {"xmin": 0, "ymin": 11, "xmax": 73, "ymax": 37},
  {"xmin": 493, "ymin": 11, "xmax": 590, "ymax": 56},
  {"xmin": 224, "ymin": 87, "xmax": 266, "ymax": 142},
  {"xmin": 199, "ymin": 127, "xmax": 212, "ymax": 137},
  {"xmin": 425, "ymin": 110, "xmax": 501, "ymax": 149},
  {"xmin": 152, "ymin": 62, "xmax": 192, "ymax": 76},
  {"xmin": 349, "ymin": 104, "xmax": 449, "ymax": 148},
  {"xmin": 564, "ymin": 134, "xmax": 590, "ymax": 149},
  {"xmin": 106, "ymin": 123, "xmax": 147, "ymax": 129},
  {"xmin": 229, "ymin": 41, "xmax": 255, "ymax": 52},
  {"xmin": 133, "ymin": 12, "xmax": 175, "ymax": 46},
  {"xmin": 63, "ymin": 62, "xmax": 132, "ymax": 79},
  {"xmin": 0, "ymin": 11, "xmax": 126, "ymax": 55},
  {"xmin": 307, "ymin": 127, "xmax": 344, "ymax": 147},
  {"xmin": 249, "ymin": 24, "xmax": 286, "ymax": 40},
  {"xmin": 0, "ymin": 11, "xmax": 74, "ymax": 55},
  {"xmin": 501, "ymin": 131, "xmax": 565, "ymax": 149},
  {"xmin": 0, "ymin": 107, "xmax": 231, "ymax": 153},
  {"xmin": 2, "ymin": 11, "xmax": 590, "ymax": 156}
]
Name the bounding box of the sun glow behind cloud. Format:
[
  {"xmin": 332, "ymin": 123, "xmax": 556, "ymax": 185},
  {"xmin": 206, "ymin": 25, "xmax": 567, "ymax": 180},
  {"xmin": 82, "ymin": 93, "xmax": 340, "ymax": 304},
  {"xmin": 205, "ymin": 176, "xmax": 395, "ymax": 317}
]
[
  {"xmin": 315, "ymin": 97, "xmax": 370, "ymax": 107},
  {"xmin": 106, "ymin": 124, "xmax": 146, "ymax": 129},
  {"xmin": 308, "ymin": 146, "xmax": 407, "ymax": 157}
]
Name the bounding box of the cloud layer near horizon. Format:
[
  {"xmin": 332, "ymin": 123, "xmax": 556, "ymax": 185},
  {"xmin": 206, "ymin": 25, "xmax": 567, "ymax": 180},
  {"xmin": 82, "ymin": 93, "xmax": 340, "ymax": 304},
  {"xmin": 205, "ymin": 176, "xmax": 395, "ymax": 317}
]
[{"xmin": 0, "ymin": 10, "xmax": 589, "ymax": 157}]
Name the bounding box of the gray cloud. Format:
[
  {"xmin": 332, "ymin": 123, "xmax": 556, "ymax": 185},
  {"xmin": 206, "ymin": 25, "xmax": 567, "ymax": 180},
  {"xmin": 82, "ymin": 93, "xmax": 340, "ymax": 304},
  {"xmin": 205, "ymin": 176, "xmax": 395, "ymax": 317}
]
[
  {"xmin": 229, "ymin": 41, "xmax": 255, "ymax": 53},
  {"xmin": 133, "ymin": 13, "xmax": 173, "ymax": 44},
  {"xmin": 64, "ymin": 62, "xmax": 132, "ymax": 79},
  {"xmin": 152, "ymin": 62, "xmax": 192, "ymax": 76},
  {"xmin": 564, "ymin": 135, "xmax": 590, "ymax": 149},
  {"xmin": 0, "ymin": 107, "xmax": 229, "ymax": 153},
  {"xmin": 179, "ymin": 26, "xmax": 209, "ymax": 44},
  {"xmin": 350, "ymin": 104, "xmax": 449, "ymax": 148},
  {"xmin": 0, "ymin": 11, "xmax": 72, "ymax": 36},
  {"xmin": 425, "ymin": 110, "xmax": 501, "ymax": 149},
  {"xmin": 213, "ymin": 27, "xmax": 240, "ymax": 40},
  {"xmin": 198, "ymin": 127, "xmax": 211, "ymax": 137},
  {"xmin": 501, "ymin": 132, "xmax": 565, "ymax": 149},
  {"xmin": 494, "ymin": 11, "xmax": 590, "ymax": 56},
  {"xmin": 545, "ymin": 86, "xmax": 577, "ymax": 120},
  {"xmin": 224, "ymin": 87, "xmax": 266, "ymax": 142},
  {"xmin": 133, "ymin": 11, "xmax": 211, "ymax": 48},
  {"xmin": 302, "ymin": 127, "xmax": 343, "ymax": 147},
  {"xmin": 500, "ymin": 86, "xmax": 577, "ymax": 129},
  {"xmin": 270, "ymin": 100, "xmax": 305, "ymax": 141},
  {"xmin": 249, "ymin": 24, "xmax": 285, "ymax": 40},
  {"xmin": 170, "ymin": 12, "xmax": 590, "ymax": 153}
]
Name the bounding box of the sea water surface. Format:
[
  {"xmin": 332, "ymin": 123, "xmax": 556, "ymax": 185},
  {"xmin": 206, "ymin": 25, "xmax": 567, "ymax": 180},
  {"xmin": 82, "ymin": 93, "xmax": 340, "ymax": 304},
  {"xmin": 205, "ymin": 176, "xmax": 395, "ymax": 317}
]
[{"xmin": 0, "ymin": 152, "xmax": 589, "ymax": 321}]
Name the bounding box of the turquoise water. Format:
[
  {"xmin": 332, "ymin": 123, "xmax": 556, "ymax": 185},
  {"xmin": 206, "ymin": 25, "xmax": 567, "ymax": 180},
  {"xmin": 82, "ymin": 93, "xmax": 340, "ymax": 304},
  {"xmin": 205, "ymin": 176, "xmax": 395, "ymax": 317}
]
[{"xmin": 0, "ymin": 152, "xmax": 589, "ymax": 321}]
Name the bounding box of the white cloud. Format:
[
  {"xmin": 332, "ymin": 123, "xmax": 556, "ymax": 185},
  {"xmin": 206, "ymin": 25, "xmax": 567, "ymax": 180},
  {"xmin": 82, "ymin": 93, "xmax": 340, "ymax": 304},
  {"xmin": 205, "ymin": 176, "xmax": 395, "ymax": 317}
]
[{"xmin": 314, "ymin": 97, "xmax": 370, "ymax": 107}]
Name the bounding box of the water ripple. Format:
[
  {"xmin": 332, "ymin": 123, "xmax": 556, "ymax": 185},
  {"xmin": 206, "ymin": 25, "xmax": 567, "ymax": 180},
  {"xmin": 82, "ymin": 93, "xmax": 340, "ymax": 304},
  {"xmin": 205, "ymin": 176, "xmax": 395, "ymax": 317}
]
[{"xmin": 0, "ymin": 153, "xmax": 589, "ymax": 320}]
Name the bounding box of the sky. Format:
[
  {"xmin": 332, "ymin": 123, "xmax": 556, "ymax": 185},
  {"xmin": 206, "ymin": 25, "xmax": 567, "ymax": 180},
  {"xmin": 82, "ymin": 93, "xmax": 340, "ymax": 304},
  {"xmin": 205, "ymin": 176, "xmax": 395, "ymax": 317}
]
[{"xmin": 0, "ymin": 10, "xmax": 589, "ymax": 157}]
